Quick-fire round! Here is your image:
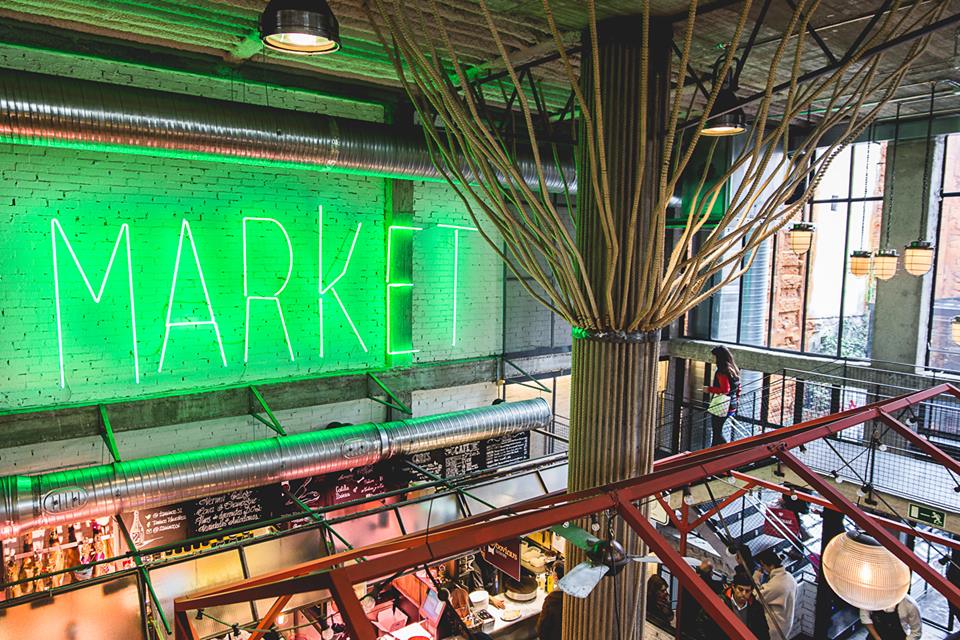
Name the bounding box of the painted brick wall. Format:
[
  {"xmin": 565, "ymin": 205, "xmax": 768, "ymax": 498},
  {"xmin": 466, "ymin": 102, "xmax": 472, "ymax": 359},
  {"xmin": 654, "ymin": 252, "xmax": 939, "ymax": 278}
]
[
  {"xmin": 411, "ymin": 382, "xmax": 500, "ymax": 416},
  {"xmin": 0, "ymin": 144, "xmax": 388, "ymax": 408},
  {"xmin": 0, "ymin": 147, "xmax": 505, "ymax": 410},
  {"xmin": 412, "ymin": 181, "xmax": 504, "ymax": 362},
  {"xmin": 0, "ymin": 398, "xmax": 386, "ymax": 475}
]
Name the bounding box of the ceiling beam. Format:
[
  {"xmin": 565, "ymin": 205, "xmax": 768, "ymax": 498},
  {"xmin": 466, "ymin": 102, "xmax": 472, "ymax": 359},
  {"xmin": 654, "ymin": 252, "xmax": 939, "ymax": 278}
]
[{"xmin": 0, "ymin": 18, "xmax": 405, "ymax": 108}]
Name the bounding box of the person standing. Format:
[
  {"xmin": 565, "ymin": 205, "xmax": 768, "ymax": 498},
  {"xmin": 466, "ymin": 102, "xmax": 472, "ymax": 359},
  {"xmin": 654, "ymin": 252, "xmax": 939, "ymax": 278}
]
[
  {"xmin": 705, "ymin": 346, "xmax": 741, "ymax": 446},
  {"xmin": 860, "ymin": 595, "xmax": 922, "ymax": 640},
  {"xmin": 721, "ymin": 573, "xmax": 770, "ymax": 640},
  {"xmin": 753, "ymin": 548, "xmax": 796, "ymax": 640},
  {"xmin": 536, "ymin": 564, "xmax": 564, "ymax": 640}
]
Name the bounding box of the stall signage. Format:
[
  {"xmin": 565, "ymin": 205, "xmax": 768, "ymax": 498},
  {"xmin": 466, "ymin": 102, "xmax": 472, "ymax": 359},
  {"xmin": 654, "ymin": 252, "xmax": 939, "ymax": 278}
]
[
  {"xmin": 405, "ymin": 432, "xmax": 531, "ymax": 481},
  {"xmin": 483, "ymin": 538, "xmax": 522, "ymax": 581},
  {"xmin": 908, "ymin": 503, "xmax": 946, "ymax": 527},
  {"xmin": 121, "ymin": 461, "xmax": 406, "ymax": 547}
]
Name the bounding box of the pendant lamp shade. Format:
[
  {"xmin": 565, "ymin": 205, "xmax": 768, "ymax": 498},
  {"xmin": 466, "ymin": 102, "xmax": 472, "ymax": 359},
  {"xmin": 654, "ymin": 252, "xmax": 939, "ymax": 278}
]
[
  {"xmin": 702, "ymin": 88, "xmax": 746, "ymax": 137},
  {"xmin": 822, "ymin": 531, "xmax": 911, "ymax": 610},
  {"xmin": 849, "ymin": 250, "xmax": 872, "ymax": 277},
  {"xmin": 903, "ymin": 240, "xmax": 934, "ymax": 276},
  {"xmin": 952, "ymin": 316, "xmax": 960, "ymax": 345},
  {"xmin": 873, "ymin": 249, "xmax": 899, "ymax": 280},
  {"xmin": 787, "ymin": 222, "xmax": 815, "ymax": 255},
  {"xmin": 260, "ymin": 0, "xmax": 341, "ymax": 54}
]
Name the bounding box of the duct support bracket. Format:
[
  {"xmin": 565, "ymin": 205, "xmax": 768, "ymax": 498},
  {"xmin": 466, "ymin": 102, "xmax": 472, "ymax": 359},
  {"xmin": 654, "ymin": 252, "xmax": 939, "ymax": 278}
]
[
  {"xmin": 501, "ymin": 358, "xmax": 551, "ymax": 393},
  {"xmin": 281, "ymin": 489, "xmax": 355, "ymax": 553},
  {"xmin": 116, "ymin": 515, "xmax": 171, "ymax": 635},
  {"xmin": 366, "ymin": 373, "xmax": 412, "ymax": 415},
  {"xmin": 249, "ymin": 386, "xmax": 286, "ymax": 436},
  {"xmin": 98, "ymin": 404, "xmax": 122, "ymax": 463}
]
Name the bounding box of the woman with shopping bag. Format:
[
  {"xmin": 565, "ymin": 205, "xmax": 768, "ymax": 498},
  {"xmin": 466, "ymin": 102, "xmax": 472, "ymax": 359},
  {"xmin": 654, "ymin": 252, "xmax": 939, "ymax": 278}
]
[{"xmin": 704, "ymin": 346, "xmax": 741, "ymax": 446}]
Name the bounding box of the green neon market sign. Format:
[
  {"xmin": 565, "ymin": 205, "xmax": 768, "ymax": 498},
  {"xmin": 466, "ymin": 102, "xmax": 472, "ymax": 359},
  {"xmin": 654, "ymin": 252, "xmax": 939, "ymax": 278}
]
[{"xmin": 1, "ymin": 177, "xmax": 490, "ymax": 410}]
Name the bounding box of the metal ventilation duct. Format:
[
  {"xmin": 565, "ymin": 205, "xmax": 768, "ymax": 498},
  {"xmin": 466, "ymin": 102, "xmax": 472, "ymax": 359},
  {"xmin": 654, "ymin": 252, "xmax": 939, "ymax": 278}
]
[
  {"xmin": 0, "ymin": 68, "xmax": 576, "ymax": 193},
  {"xmin": 0, "ymin": 399, "xmax": 550, "ymax": 537}
]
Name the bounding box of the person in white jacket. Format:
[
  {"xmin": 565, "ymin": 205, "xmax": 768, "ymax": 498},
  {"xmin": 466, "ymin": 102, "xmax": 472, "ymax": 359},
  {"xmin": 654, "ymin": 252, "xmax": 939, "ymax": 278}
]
[
  {"xmin": 753, "ymin": 548, "xmax": 797, "ymax": 640},
  {"xmin": 859, "ymin": 595, "xmax": 922, "ymax": 640}
]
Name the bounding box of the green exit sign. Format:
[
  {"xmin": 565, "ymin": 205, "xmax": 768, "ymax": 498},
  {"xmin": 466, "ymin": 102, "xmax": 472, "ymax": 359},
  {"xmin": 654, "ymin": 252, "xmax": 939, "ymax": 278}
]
[{"xmin": 908, "ymin": 503, "xmax": 947, "ymax": 527}]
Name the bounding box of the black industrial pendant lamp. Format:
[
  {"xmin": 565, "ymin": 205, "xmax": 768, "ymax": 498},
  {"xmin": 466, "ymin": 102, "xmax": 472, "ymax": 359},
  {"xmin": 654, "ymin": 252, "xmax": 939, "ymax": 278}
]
[
  {"xmin": 260, "ymin": 0, "xmax": 341, "ymax": 55},
  {"xmin": 702, "ymin": 56, "xmax": 746, "ymax": 137}
]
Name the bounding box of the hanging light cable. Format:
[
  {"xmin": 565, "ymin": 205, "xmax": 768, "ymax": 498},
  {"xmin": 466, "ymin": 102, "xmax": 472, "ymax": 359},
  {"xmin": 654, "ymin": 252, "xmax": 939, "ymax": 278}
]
[
  {"xmin": 850, "ymin": 124, "xmax": 874, "ymax": 277},
  {"xmin": 874, "ymin": 105, "xmax": 901, "ymax": 280},
  {"xmin": 788, "ymin": 106, "xmax": 815, "ymax": 254},
  {"xmin": 904, "ymin": 83, "xmax": 938, "ymax": 276}
]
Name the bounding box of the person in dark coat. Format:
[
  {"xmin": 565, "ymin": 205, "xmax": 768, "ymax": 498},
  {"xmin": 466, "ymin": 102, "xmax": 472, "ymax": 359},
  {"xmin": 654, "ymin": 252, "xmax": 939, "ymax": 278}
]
[
  {"xmin": 722, "ymin": 572, "xmax": 770, "ymax": 640},
  {"xmin": 536, "ymin": 564, "xmax": 564, "ymax": 640}
]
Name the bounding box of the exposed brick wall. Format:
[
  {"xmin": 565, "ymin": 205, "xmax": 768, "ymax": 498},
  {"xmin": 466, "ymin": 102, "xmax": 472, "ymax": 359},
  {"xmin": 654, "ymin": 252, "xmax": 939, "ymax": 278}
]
[
  {"xmin": 411, "ymin": 181, "xmax": 504, "ymax": 362},
  {"xmin": 0, "ymin": 148, "xmax": 504, "ymax": 410},
  {"xmin": 411, "ymin": 382, "xmax": 500, "ymax": 416}
]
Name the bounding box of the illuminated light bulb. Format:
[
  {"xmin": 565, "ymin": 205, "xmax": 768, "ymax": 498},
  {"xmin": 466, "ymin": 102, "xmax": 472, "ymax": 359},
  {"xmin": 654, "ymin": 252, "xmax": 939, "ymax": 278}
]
[
  {"xmin": 857, "ymin": 485, "xmax": 868, "ymax": 498},
  {"xmin": 878, "ymin": 443, "xmax": 888, "ymax": 452},
  {"xmin": 873, "ymin": 249, "xmax": 899, "ymax": 280},
  {"xmin": 822, "ymin": 531, "xmax": 910, "ymax": 610},
  {"xmin": 903, "ymin": 240, "xmax": 934, "ymax": 276},
  {"xmin": 787, "ymin": 222, "xmax": 815, "ymax": 255},
  {"xmin": 849, "ymin": 250, "xmax": 872, "ymax": 277}
]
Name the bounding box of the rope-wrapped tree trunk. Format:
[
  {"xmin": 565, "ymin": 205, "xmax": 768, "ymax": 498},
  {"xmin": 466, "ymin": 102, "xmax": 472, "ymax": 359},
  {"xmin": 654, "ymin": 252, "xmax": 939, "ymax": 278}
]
[{"xmin": 563, "ymin": 17, "xmax": 669, "ymax": 639}]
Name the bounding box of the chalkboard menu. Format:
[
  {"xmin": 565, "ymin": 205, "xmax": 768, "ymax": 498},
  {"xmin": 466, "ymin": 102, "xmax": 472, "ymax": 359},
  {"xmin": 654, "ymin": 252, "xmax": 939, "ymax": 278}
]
[{"xmin": 405, "ymin": 432, "xmax": 530, "ymax": 482}]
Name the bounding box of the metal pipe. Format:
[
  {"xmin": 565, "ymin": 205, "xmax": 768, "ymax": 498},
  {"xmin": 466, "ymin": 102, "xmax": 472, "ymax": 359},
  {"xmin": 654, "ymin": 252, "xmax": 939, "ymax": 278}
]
[
  {"xmin": 0, "ymin": 398, "xmax": 550, "ymax": 537},
  {"xmin": 0, "ymin": 68, "xmax": 575, "ymax": 193}
]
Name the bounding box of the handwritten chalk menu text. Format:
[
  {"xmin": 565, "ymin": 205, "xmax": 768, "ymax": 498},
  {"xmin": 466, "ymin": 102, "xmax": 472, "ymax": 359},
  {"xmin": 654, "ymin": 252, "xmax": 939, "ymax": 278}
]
[
  {"xmin": 406, "ymin": 432, "xmax": 530, "ymax": 481},
  {"xmin": 190, "ymin": 489, "xmax": 266, "ymax": 534}
]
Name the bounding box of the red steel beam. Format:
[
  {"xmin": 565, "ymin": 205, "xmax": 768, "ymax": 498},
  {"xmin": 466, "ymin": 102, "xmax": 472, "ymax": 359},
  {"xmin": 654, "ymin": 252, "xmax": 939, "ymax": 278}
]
[
  {"xmin": 655, "ymin": 384, "xmax": 957, "ymax": 474},
  {"xmin": 174, "ymin": 385, "xmax": 960, "ymax": 627},
  {"xmin": 328, "ymin": 569, "xmax": 377, "ymax": 640},
  {"xmin": 655, "ymin": 492, "xmax": 684, "ymax": 530},
  {"xmin": 687, "ymin": 482, "xmax": 754, "ymax": 531},
  {"xmin": 174, "ymin": 611, "xmax": 200, "ymax": 640},
  {"xmin": 248, "ymin": 594, "xmax": 293, "ymax": 640},
  {"xmin": 778, "ymin": 450, "xmax": 960, "ymax": 610},
  {"xmin": 616, "ymin": 496, "xmax": 757, "ymax": 640},
  {"xmin": 877, "ymin": 409, "xmax": 960, "ymax": 479},
  {"xmin": 732, "ymin": 471, "xmax": 960, "ymax": 553}
]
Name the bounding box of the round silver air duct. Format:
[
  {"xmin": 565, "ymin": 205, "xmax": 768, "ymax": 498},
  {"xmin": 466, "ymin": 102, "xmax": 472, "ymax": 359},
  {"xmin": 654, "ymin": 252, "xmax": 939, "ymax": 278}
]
[{"xmin": 0, "ymin": 398, "xmax": 551, "ymax": 537}]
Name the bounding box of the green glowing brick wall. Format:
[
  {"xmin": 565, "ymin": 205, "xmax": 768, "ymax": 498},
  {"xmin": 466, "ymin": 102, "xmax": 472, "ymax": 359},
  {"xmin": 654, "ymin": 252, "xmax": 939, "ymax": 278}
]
[{"xmin": 0, "ymin": 146, "xmax": 504, "ymax": 409}]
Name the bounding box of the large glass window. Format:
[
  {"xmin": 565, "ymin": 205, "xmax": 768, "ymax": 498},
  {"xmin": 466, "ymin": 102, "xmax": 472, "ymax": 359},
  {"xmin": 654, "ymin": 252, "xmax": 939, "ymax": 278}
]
[
  {"xmin": 928, "ymin": 134, "xmax": 960, "ymax": 370},
  {"xmin": 707, "ymin": 140, "xmax": 886, "ymax": 358}
]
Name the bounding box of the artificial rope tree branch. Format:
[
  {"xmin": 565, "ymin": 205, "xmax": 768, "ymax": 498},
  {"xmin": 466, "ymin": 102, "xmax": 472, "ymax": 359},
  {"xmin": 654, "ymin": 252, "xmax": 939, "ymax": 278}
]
[{"xmin": 365, "ymin": 0, "xmax": 941, "ymax": 337}]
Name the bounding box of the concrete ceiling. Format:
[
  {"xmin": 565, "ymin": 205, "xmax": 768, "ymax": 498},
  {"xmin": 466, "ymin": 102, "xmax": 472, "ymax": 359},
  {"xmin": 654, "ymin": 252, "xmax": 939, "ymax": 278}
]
[{"xmin": 0, "ymin": 0, "xmax": 959, "ymax": 120}]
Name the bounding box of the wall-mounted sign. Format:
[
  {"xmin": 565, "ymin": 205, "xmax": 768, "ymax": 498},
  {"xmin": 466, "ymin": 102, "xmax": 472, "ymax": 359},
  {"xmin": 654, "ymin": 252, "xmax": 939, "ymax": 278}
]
[
  {"xmin": 908, "ymin": 503, "xmax": 946, "ymax": 527},
  {"xmin": 483, "ymin": 538, "xmax": 522, "ymax": 581}
]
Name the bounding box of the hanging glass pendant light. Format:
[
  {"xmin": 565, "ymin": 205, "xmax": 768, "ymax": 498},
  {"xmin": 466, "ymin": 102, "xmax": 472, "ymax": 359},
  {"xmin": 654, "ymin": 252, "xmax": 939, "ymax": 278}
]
[
  {"xmin": 904, "ymin": 83, "xmax": 939, "ymax": 276},
  {"xmin": 849, "ymin": 250, "xmax": 872, "ymax": 277},
  {"xmin": 904, "ymin": 240, "xmax": 935, "ymax": 276},
  {"xmin": 787, "ymin": 222, "xmax": 815, "ymax": 255},
  {"xmin": 952, "ymin": 316, "xmax": 960, "ymax": 344},
  {"xmin": 821, "ymin": 531, "xmax": 911, "ymax": 610},
  {"xmin": 873, "ymin": 249, "xmax": 899, "ymax": 280}
]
